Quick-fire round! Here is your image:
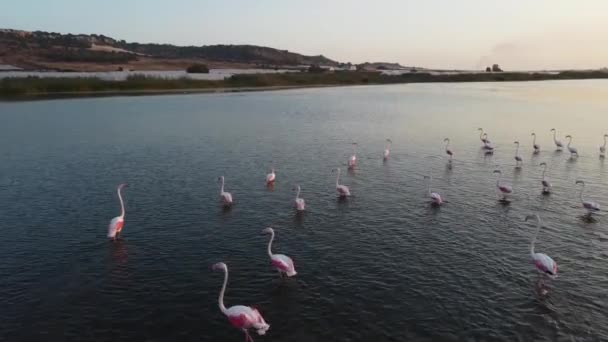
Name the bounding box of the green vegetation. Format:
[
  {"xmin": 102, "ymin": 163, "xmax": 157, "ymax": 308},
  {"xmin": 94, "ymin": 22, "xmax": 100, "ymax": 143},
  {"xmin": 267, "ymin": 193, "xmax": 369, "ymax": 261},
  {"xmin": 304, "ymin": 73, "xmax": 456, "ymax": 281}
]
[
  {"xmin": 2, "ymin": 70, "xmax": 608, "ymax": 99},
  {"xmin": 186, "ymin": 64, "xmax": 210, "ymax": 73}
]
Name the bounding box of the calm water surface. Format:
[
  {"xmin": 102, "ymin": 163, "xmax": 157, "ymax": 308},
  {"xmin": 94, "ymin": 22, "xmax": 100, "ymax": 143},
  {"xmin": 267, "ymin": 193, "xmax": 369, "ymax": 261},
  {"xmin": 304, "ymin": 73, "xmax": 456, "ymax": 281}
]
[{"xmin": 1, "ymin": 81, "xmax": 608, "ymax": 341}]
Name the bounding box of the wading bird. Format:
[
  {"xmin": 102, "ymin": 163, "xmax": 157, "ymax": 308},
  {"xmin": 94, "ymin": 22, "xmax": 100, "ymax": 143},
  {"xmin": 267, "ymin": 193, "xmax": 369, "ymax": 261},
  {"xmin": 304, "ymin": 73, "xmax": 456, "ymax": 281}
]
[
  {"xmin": 575, "ymin": 180, "xmax": 600, "ymax": 216},
  {"xmin": 539, "ymin": 162, "xmax": 551, "ymax": 194},
  {"xmin": 212, "ymin": 262, "xmax": 270, "ymax": 342},
  {"xmin": 531, "ymin": 132, "xmax": 540, "ymax": 153},
  {"xmin": 550, "ymin": 128, "xmax": 563, "ymax": 151},
  {"xmin": 262, "ymin": 227, "xmax": 297, "ymax": 278},
  {"xmin": 218, "ymin": 176, "xmax": 233, "ymax": 206},
  {"xmin": 266, "ymin": 168, "xmax": 276, "ymax": 185},
  {"xmin": 424, "ymin": 174, "xmax": 443, "ymax": 205},
  {"xmin": 293, "ymin": 185, "xmax": 305, "ymax": 211},
  {"xmin": 332, "ymin": 168, "xmax": 351, "ymax": 197},
  {"xmin": 493, "ymin": 170, "xmax": 513, "ymax": 201},
  {"xmin": 514, "ymin": 141, "xmax": 523, "ymax": 168},
  {"xmin": 525, "ymin": 214, "xmax": 558, "ymax": 294},
  {"xmin": 348, "ymin": 142, "xmax": 358, "ymax": 169},
  {"xmin": 383, "ymin": 139, "xmax": 392, "ymax": 160},
  {"xmin": 478, "ymin": 128, "xmax": 489, "ymax": 145},
  {"xmin": 565, "ymin": 135, "xmax": 578, "ymax": 157},
  {"xmin": 600, "ymin": 134, "xmax": 607, "ymax": 158},
  {"xmin": 443, "ymin": 138, "xmax": 453, "ymax": 163},
  {"xmin": 108, "ymin": 183, "xmax": 128, "ymax": 240}
]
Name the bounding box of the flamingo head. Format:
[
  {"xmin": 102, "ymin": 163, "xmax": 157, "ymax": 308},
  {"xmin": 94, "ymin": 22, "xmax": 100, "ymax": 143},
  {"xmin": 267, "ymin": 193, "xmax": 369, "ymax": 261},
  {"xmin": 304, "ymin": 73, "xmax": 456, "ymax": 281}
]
[
  {"xmin": 514, "ymin": 141, "xmax": 519, "ymax": 146},
  {"xmin": 483, "ymin": 133, "xmax": 488, "ymax": 138},
  {"xmin": 118, "ymin": 183, "xmax": 129, "ymax": 190},
  {"xmin": 524, "ymin": 214, "xmax": 539, "ymax": 222},
  {"xmin": 262, "ymin": 227, "xmax": 274, "ymax": 235},
  {"xmin": 477, "ymin": 128, "xmax": 483, "ymax": 131},
  {"xmin": 550, "ymin": 128, "xmax": 556, "ymax": 132},
  {"xmin": 386, "ymin": 138, "xmax": 392, "ymax": 143},
  {"xmin": 332, "ymin": 168, "xmax": 340, "ymax": 173},
  {"xmin": 217, "ymin": 176, "xmax": 224, "ymax": 182},
  {"xmin": 540, "ymin": 162, "xmax": 547, "ymax": 167},
  {"xmin": 443, "ymin": 138, "xmax": 450, "ymax": 142},
  {"xmin": 212, "ymin": 262, "xmax": 227, "ymax": 271},
  {"xmin": 566, "ymin": 135, "xmax": 572, "ymax": 139},
  {"xmin": 575, "ymin": 180, "xmax": 585, "ymax": 186},
  {"xmin": 292, "ymin": 185, "xmax": 300, "ymax": 192},
  {"xmin": 604, "ymin": 134, "xmax": 608, "ymax": 138},
  {"xmin": 531, "ymin": 132, "xmax": 536, "ymax": 136},
  {"xmin": 493, "ymin": 169, "xmax": 502, "ymax": 174}
]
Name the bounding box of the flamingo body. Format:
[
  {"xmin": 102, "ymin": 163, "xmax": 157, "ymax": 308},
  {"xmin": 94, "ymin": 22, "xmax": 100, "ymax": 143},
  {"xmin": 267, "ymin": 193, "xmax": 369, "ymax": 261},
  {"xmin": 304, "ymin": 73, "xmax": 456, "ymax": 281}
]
[
  {"xmin": 218, "ymin": 176, "xmax": 233, "ymax": 206},
  {"xmin": 294, "ymin": 198, "xmax": 306, "ymax": 211},
  {"xmin": 532, "ymin": 253, "xmax": 558, "ymax": 278},
  {"xmin": 583, "ymin": 201, "xmax": 600, "ymax": 212},
  {"xmin": 550, "ymin": 129, "xmax": 563, "ymax": 150},
  {"xmin": 383, "ymin": 149, "xmax": 390, "ymax": 160},
  {"xmin": 498, "ymin": 185, "xmax": 513, "ymax": 194},
  {"xmin": 348, "ymin": 142, "xmax": 358, "ymax": 169},
  {"xmin": 337, "ymin": 185, "xmax": 350, "ymax": 197},
  {"xmin": 430, "ymin": 192, "xmax": 443, "ymax": 205}
]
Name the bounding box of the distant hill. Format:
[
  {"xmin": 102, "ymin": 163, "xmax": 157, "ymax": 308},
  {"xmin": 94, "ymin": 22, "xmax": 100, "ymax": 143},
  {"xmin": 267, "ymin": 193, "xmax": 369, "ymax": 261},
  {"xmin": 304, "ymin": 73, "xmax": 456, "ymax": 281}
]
[{"xmin": 0, "ymin": 29, "xmax": 339, "ymax": 71}]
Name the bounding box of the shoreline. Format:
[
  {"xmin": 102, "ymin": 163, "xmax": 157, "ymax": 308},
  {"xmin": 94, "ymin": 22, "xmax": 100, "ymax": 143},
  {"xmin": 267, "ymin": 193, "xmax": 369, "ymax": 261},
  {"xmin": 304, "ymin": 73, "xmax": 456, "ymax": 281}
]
[{"xmin": 2, "ymin": 70, "xmax": 608, "ymax": 101}]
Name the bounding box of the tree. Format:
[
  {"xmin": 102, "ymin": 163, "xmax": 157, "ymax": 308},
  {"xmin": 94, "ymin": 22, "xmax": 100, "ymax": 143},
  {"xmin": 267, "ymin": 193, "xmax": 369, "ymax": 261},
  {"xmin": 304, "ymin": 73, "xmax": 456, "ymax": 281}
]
[
  {"xmin": 485, "ymin": 66, "xmax": 492, "ymax": 72},
  {"xmin": 308, "ymin": 64, "xmax": 324, "ymax": 73},
  {"xmin": 186, "ymin": 63, "xmax": 210, "ymax": 73},
  {"xmin": 492, "ymin": 64, "xmax": 503, "ymax": 72}
]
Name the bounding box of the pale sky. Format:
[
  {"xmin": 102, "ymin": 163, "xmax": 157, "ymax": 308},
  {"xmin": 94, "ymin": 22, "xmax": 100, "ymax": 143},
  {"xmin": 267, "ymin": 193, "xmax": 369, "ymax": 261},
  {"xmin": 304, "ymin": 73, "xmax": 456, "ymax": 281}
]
[{"xmin": 2, "ymin": 0, "xmax": 608, "ymax": 70}]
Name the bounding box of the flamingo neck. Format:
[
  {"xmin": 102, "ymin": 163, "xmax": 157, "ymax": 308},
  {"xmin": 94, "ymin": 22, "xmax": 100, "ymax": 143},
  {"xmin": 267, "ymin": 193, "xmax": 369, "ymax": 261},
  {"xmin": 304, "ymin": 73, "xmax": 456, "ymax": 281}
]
[
  {"xmin": 336, "ymin": 170, "xmax": 341, "ymax": 186},
  {"xmin": 542, "ymin": 166, "xmax": 546, "ymax": 180},
  {"xmin": 220, "ymin": 178, "xmax": 224, "ymax": 193},
  {"xmin": 266, "ymin": 231, "xmax": 274, "ymax": 257},
  {"xmin": 118, "ymin": 187, "xmax": 125, "ymax": 218},
  {"xmin": 296, "ymin": 186, "xmax": 301, "ymax": 199},
  {"xmin": 579, "ymin": 184, "xmax": 585, "ymax": 203},
  {"xmin": 515, "ymin": 145, "xmax": 519, "ymax": 156},
  {"xmin": 567, "ymin": 137, "xmax": 572, "ymax": 148},
  {"xmin": 445, "ymin": 140, "xmax": 450, "ymax": 150},
  {"xmin": 427, "ymin": 177, "xmax": 432, "ymax": 196},
  {"xmin": 532, "ymin": 135, "xmax": 536, "ymax": 145},
  {"xmin": 496, "ymin": 173, "xmax": 502, "ymax": 187},
  {"xmin": 603, "ymin": 136, "xmax": 607, "ymax": 148},
  {"xmin": 552, "ymin": 130, "xmax": 557, "ymax": 141},
  {"xmin": 218, "ymin": 267, "xmax": 228, "ymax": 314},
  {"xmin": 479, "ymin": 130, "xmax": 483, "ymax": 140}
]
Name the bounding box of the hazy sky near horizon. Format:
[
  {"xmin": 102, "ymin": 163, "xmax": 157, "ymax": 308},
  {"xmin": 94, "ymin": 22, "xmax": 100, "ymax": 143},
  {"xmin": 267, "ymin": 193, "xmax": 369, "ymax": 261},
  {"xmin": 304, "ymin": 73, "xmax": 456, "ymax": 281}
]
[{"xmin": 2, "ymin": 0, "xmax": 608, "ymax": 70}]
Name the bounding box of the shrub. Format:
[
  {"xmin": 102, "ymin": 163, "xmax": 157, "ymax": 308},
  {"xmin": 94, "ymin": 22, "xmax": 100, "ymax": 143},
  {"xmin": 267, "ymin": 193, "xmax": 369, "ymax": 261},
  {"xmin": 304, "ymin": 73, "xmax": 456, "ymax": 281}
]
[{"xmin": 186, "ymin": 64, "xmax": 209, "ymax": 73}]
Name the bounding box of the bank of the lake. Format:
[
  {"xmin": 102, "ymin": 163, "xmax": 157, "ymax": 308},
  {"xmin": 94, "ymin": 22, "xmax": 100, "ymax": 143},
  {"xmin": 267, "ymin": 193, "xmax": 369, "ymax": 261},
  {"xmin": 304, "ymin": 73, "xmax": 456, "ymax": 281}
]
[{"xmin": 2, "ymin": 70, "xmax": 608, "ymax": 100}]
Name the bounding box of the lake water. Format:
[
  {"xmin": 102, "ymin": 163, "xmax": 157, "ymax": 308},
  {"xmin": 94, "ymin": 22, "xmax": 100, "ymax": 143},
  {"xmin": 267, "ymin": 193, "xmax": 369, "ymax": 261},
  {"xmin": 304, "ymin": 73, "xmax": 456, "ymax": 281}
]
[{"xmin": 1, "ymin": 80, "xmax": 607, "ymax": 341}]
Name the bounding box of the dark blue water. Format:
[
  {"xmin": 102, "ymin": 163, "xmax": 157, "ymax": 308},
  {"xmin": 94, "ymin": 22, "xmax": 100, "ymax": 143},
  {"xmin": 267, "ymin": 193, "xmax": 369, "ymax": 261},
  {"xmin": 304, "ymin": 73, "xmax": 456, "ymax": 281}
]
[{"xmin": 1, "ymin": 81, "xmax": 608, "ymax": 341}]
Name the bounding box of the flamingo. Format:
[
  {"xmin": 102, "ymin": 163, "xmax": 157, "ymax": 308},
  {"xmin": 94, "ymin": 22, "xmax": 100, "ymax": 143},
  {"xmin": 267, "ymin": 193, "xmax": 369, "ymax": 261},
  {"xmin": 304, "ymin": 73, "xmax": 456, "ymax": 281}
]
[
  {"xmin": 348, "ymin": 142, "xmax": 358, "ymax": 169},
  {"xmin": 531, "ymin": 133, "xmax": 540, "ymax": 153},
  {"xmin": 513, "ymin": 141, "xmax": 523, "ymax": 168},
  {"xmin": 443, "ymin": 138, "xmax": 453, "ymax": 163},
  {"xmin": 565, "ymin": 135, "xmax": 578, "ymax": 157},
  {"xmin": 293, "ymin": 185, "xmax": 305, "ymax": 211},
  {"xmin": 493, "ymin": 170, "xmax": 513, "ymax": 201},
  {"xmin": 424, "ymin": 174, "xmax": 443, "ymax": 205},
  {"xmin": 262, "ymin": 227, "xmax": 297, "ymax": 278},
  {"xmin": 550, "ymin": 128, "xmax": 563, "ymax": 151},
  {"xmin": 212, "ymin": 262, "xmax": 270, "ymax": 342},
  {"xmin": 482, "ymin": 133, "xmax": 494, "ymax": 151},
  {"xmin": 524, "ymin": 214, "xmax": 558, "ymax": 292},
  {"xmin": 107, "ymin": 183, "xmax": 128, "ymax": 240},
  {"xmin": 266, "ymin": 168, "xmax": 276, "ymax": 184},
  {"xmin": 478, "ymin": 128, "xmax": 489, "ymax": 145},
  {"xmin": 539, "ymin": 162, "xmax": 552, "ymax": 194},
  {"xmin": 218, "ymin": 176, "xmax": 233, "ymax": 206},
  {"xmin": 332, "ymin": 168, "xmax": 351, "ymax": 197},
  {"xmin": 575, "ymin": 180, "xmax": 600, "ymax": 216},
  {"xmin": 600, "ymin": 134, "xmax": 607, "ymax": 158},
  {"xmin": 383, "ymin": 139, "xmax": 392, "ymax": 160}
]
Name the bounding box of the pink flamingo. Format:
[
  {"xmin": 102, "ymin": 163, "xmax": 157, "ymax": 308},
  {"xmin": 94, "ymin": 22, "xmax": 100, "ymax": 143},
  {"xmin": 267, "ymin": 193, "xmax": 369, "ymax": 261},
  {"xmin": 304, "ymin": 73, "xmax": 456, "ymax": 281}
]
[
  {"xmin": 482, "ymin": 133, "xmax": 495, "ymax": 152},
  {"xmin": 383, "ymin": 139, "xmax": 392, "ymax": 160},
  {"xmin": 600, "ymin": 134, "xmax": 607, "ymax": 158},
  {"xmin": 531, "ymin": 133, "xmax": 540, "ymax": 153},
  {"xmin": 443, "ymin": 138, "xmax": 453, "ymax": 163},
  {"xmin": 293, "ymin": 185, "xmax": 305, "ymax": 211},
  {"xmin": 265, "ymin": 167, "xmax": 276, "ymax": 185},
  {"xmin": 218, "ymin": 176, "xmax": 233, "ymax": 206},
  {"xmin": 513, "ymin": 141, "xmax": 523, "ymax": 168},
  {"xmin": 424, "ymin": 174, "xmax": 443, "ymax": 205},
  {"xmin": 262, "ymin": 227, "xmax": 297, "ymax": 277},
  {"xmin": 332, "ymin": 168, "xmax": 351, "ymax": 197},
  {"xmin": 575, "ymin": 180, "xmax": 600, "ymax": 216},
  {"xmin": 493, "ymin": 170, "xmax": 512, "ymax": 201},
  {"xmin": 539, "ymin": 162, "xmax": 552, "ymax": 194},
  {"xmin": 550, "ymin": 128, "xmax": 563, "ymax": 151},
  {"xmin": 348, "ymin": 142, "xmax": 358, "ymax": 169},
  {"xmin": 212, "ymin": 262, "xmax": 270, "ymax": 342},
  {"xmin": 565, "ymin": 135, "xmax": 578, "ymax": 157},
  {"xmin": 525, "ymin": 214, "xmax": 558, "ymax": 293},
  {"xmin": 107, "ymin": 183, "xmax": 128, "ymax": 240}
]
